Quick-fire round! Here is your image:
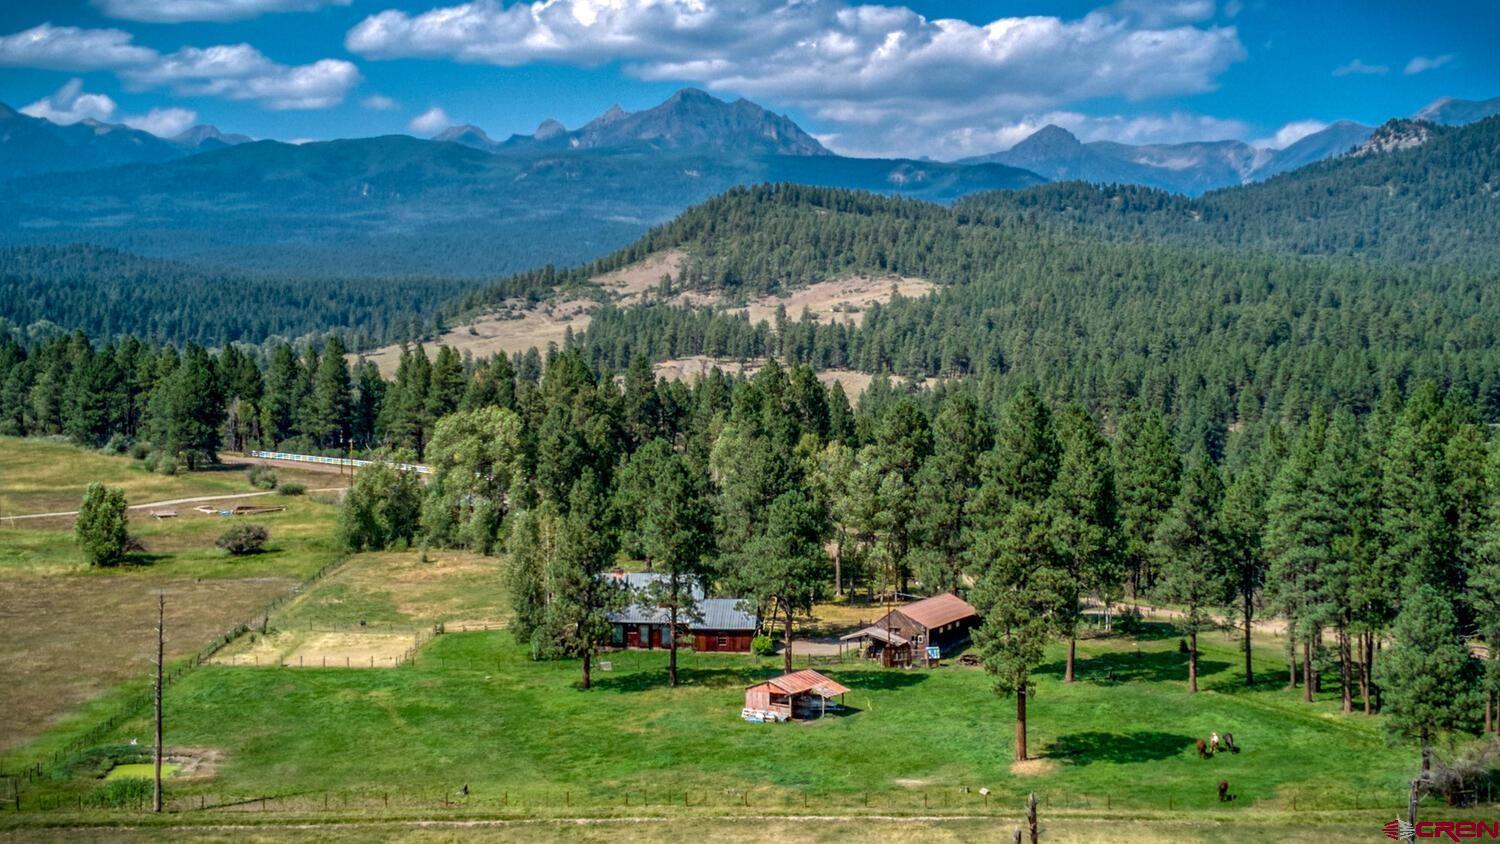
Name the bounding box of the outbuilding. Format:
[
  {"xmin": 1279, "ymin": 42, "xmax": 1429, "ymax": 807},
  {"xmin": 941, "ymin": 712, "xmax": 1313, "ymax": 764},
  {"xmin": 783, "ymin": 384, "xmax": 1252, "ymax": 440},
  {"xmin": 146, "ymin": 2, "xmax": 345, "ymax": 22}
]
[
  {"xmin": 607, "ymin": 571, "xmax": 758, "ymax": 652},
  {"xmin": 840, "ymin": 592, "xmax": 978, "ymax": 666},
  {"xmin": 743, "ymin": 670, "xmax": 851, "ymax": 721}
]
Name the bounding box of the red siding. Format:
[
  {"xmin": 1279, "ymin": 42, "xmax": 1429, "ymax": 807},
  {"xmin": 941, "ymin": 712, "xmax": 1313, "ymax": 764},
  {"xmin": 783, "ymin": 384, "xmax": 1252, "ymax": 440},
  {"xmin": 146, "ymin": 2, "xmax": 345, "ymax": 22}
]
[{"xmin": 695, "ymin": 631, "xmax": 753, "ymax": 652}]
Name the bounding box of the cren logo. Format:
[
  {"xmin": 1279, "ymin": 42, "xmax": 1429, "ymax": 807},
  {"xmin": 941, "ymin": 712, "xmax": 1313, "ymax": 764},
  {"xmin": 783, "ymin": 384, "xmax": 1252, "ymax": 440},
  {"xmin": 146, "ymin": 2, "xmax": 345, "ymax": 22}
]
[{"xmin": 1383, "ymin": 819, "xmax": 1500, "ymax": 841}]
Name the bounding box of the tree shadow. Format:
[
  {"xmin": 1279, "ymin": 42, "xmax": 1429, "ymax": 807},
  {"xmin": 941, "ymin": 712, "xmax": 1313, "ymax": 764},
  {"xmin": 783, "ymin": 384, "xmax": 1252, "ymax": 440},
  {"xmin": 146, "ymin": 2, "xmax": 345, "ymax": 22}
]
[
  {"xmin": 1035, "ymin": 650, "xmax": 1230, "ymax": 684},
  {"xmin": 1045, "ymin": 731, "xmax": 1197, "ymax": 765},
  {"xmin": 827, "ymin": 670, "xmax": 930, "ymax": 691},
  {"xmin": 591, "ymin": 665, "xmax": 765, "ymax": 693}
]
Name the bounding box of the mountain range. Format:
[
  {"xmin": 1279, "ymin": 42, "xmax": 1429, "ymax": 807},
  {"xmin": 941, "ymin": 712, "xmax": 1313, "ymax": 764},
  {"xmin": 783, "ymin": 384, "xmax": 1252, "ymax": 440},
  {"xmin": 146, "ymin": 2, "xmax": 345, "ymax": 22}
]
[{"xmin": 0, "ymin": 89, "xmax": 1495, "ymax": 277}]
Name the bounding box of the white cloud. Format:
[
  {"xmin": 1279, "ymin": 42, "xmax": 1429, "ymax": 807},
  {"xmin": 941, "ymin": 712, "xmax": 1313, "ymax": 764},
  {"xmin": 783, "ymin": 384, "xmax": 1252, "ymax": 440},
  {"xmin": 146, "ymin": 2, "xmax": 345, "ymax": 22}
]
[
  {"xmin": 122, "ymin": 106, "xmax": 198, "ymax": 137},
  {"xmin": 20, "ymin": 79, "xmax": 118, "ymax": 124},
  {"xmin": 1257, "ymin": 119, "xmax": 1327, "ymax": 149},
  {"xmin": 362, "ymin": 93, "xmax": 398, "ymax": 110},
  {"xmin": 1333, "ymin": 59, "xmax": 1387, "ymax": 76},
  {"xmin": 122, "ymin": 45, "xmax": 361, "ymax": 110},
  {"xmin": 0, "ymin": 23, "xmax": 359, "ymax": 111},
  {"xmin": 95, "ymin": 0, "xmax": 350, "ymax": 23},
  {"xmin": 0, "ymin": 23, "xmax": 155, "ymax": 71},
  {"xmin": 347, "ymin": 0, "xmax": 1244, "ymax": 156},
  {"xmin": 1404, "ymin": 54, "xmax": 1454, "ymax": 75},
  {"xmin": 408, "ymin": 106, "xmax": 451, "ymax": 134}
]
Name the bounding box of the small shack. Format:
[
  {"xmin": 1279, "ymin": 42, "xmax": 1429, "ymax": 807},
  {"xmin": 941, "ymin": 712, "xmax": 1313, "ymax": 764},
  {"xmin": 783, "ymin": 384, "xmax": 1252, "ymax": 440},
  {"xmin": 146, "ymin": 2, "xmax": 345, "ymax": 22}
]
[
  {"xmin": 744, "ymin": 670, "xmax": 851, "ymax": 722},
  {"xmin": 841, "ymin": 592, "xmax": 979, "ymax": 666}
]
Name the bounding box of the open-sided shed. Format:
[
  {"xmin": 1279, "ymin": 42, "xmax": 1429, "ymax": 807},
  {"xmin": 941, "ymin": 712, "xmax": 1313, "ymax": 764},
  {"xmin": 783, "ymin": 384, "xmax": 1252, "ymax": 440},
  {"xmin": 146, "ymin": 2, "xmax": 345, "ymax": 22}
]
[{"xmin": 744, "ymin": 670, "xmax": 851, "ymax": 721}]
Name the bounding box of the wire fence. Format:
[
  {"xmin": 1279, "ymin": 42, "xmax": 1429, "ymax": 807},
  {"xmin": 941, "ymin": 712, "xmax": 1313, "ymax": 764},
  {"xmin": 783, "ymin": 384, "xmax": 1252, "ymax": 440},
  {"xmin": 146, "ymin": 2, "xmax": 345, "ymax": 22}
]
[
  {"xmin": 0, "ymin": 554, "xmax": 351, "ymax": 786},
  {"xmin": 1, "ymin": 780, "xmax": 1447, "ymax": 816}
]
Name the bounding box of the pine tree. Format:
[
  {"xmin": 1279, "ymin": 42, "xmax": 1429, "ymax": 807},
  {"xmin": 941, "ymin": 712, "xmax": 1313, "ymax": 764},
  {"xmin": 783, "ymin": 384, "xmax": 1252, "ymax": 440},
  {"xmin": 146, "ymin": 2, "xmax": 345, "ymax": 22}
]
[
  {"xmin": 1113, "ymin": 404, "xmax": 1180, "ymax": 596},
  {"xmin": 642, "ymin": 452, "xmax": 716, "ymax": 687},
  {"xmin": 736, "ymin": 488, "xmax": 830, "ymax": 673},
  {"xmin": 912, "ymin": 391, "xmax": 991, "ymax": 592},
  {"xmin": 1375, "ymin": 584, "xmax": 1480, "ymax": 771},
  {"xmin": 547, "ymin": 471, "xmax": 622, "ymax": 689},
  {"xmin": 1151, "ymin": 456, "xmax": 1232, "ymax": 693},
  {"xmin": 1264, "ymin": 410, "xmax": 1334, "ymax": 699},
  {"xmin": 307, "ymin": 336, "xmax": 353, "ymax": 450},
  {"xmin": 1052, "ymin": 404, "xmax": 1121, "ymax": 683}
]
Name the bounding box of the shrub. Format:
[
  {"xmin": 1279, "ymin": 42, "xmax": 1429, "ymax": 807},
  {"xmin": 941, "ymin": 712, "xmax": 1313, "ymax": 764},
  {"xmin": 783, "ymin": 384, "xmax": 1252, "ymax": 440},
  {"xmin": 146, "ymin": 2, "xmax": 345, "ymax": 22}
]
[
  {"xmin": 101, "ymin": 434, "xmax": 132, "ymax": 455},
  {"xmin": 278, "ymin": 481, "xmax": 306, "ymax": 496},
  {"xmin": 85, "ymin": 776, "xmax": 154, "ymax": 809},
  {"xmin": 76, "ymin": 482, "xmax": 129, "ymax": 567},
  {"xmin": 156, "ymin": 454, "xmax": 179, "ymax": 476},
  {"xmin": 216, "ymin": 524, "xmax": 269, "ymax": 556},
  {"xmin": 246, "ymin": 465, "xmax": 278, "ymax": 490},
  {"xmin": 751, "ymin": 635, "xmax": 775, "ymax": 657},
  {"xmin": 128, "ymin": 441, "xmax": 152, "ymax": 460},
  {"xmin": 141, "ymin": 451, "xmax": 161, "ymax": 472}
]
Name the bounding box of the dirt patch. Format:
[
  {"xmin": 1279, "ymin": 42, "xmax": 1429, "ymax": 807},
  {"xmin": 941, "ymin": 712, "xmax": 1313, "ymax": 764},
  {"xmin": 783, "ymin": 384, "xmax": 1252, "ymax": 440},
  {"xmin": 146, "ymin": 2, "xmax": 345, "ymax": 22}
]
[
  {"xmin": 214, "ymin": 630, "xmax": 417, "ymax": 668},
  {"xmin": 893, "ymin": 778, "xmax": 934, "ymax": 788},
  {"xmin": 653, "ymin": 356, "xmax": 900, "ymax": 398},
  {"xmin": 735, "ymin": 275, "xmax": 934, "ymax": 325},
  {"xmin": 360, "ymin": 298, "xmax": 597, "ymax": 377},
  {"xmin": 597, "ymin": 250, "xmax": 687, "ymax": 303},
  {"xmin": 1010, "ymin": 758, "xmax": 1060, "ymax": 777}
]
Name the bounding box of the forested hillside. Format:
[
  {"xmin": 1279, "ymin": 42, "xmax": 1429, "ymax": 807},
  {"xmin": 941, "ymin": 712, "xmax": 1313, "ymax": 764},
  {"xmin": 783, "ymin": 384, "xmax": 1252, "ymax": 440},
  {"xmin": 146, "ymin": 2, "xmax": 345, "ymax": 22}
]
[
  {"xmin": 0, "ymin": 245, "xmax": 482, "ymax": 348},
  {"xmin": 957, "ymin": 116, "xmax": 1500, "ymax": 267}
]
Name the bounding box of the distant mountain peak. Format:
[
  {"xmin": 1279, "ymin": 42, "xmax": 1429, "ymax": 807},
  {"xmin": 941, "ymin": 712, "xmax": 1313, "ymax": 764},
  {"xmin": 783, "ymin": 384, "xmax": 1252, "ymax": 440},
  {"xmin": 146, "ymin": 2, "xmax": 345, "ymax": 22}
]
[
  {"xmin": 1351, "ymin": 118, "xmax": 1436, "ymax": 157},
  {"xmin": 172, "ymin": 125, "xmax": 252, "ymax": 149},
  {"xmin": 533, "ymin": 118, "xmax": 566, "ymax": 140},
  {"xmin": 594, "ymin": 104, "xmax": 628, "ymax": 125},
  {"xmin": 561, "ymin": 88, "xmax": 828, "ymax": 156},
  {"xmin": 1414, "ymin": 94, "xmax": 1500, "ymax": 126},
  {"xmin": 433, "ymin": 124, "xmax": 499, "ymax": 152},
  {"xmin": 1014, "ymin": 124, "xmax": 1083, "ymax": 153}
]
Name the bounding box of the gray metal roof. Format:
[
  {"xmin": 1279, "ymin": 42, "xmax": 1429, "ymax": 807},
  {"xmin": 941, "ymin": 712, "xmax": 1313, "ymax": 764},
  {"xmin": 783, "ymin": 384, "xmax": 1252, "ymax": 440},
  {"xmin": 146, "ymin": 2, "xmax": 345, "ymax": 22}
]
[{"xmin": 608, "ymin": 595, "xmax": 757, "ymax": 630}]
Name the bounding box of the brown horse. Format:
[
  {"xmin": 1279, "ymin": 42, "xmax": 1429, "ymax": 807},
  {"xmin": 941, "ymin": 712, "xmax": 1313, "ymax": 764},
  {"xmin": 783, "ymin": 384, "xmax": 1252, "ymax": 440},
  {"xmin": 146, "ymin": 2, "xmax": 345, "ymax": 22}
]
[{"xmin": 1195, "ymin": 738, "xmax": 1209, "ymax": 759}]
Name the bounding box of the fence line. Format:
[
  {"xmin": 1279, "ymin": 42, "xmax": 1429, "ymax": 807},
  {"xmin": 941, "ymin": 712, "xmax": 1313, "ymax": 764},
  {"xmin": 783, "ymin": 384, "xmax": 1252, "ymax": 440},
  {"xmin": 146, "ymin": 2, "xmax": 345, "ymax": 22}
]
[
  {"xmin": 248, "ymin": 451, "xmax": 430, "ymax": 475},
  {"xmin": 0, "ymin": 554, "xmax": 353, "ymax": 785}
]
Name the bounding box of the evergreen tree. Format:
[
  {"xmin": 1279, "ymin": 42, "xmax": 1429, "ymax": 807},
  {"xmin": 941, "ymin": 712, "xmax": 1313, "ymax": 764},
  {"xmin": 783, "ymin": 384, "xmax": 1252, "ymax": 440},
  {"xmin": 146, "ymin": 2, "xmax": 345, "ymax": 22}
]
[
  {"xmin": 505, "ymin": 502, "xmax": 562, "ymax": 658},
  {"xmin": 911, "ymin": 391, "xmax": 991, "ymax": 592},
  {"xmin": 546, "ymin": 471, "xmax": 622, "ymax": 690},
  {"xmin": 1113, "ymin": 404, "xmax": 1180, "ymax": 596},
  {"xmin": 308, "ymin": 336, "xmax": 353, "ymax": 449},
  {"xmin": 641, "ymin": 451, "xmax": 716, "ymax": 687},
  {"xmin": 736, "ymin": 488, "xmax": 831, "ymax": 673},
  {"xmin": 1052, "ymin": 404, "xmax": 1121, "ymax": 683},
  {"xmin": 1375, "ymin": 585, "xmax": 1480, "ymax": 771},
  {"xmin": 1151, "ymin": 456, "xmax": 1232, "ymax": 693}
]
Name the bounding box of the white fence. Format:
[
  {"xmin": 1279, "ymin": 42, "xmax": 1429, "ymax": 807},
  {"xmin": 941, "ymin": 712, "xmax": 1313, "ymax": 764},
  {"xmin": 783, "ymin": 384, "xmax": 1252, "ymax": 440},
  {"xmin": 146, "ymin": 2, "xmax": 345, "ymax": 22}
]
[{"xmin": 248, "ymin": 450, "xmax": 431, "ymax": 475}]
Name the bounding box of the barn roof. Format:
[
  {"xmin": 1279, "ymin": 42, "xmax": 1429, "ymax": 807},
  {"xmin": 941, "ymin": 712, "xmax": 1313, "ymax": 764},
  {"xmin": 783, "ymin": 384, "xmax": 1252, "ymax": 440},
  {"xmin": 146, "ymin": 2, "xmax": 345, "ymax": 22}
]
[
  {"xmin": 748, "ymin": 670, "xmax": 851, "ymax": 698},
  {"xmin": 839, "ymin": 625, "xmax": 910, "ymax": 646},
  {"xmin": 607, "ymin": 594, "xmax": 756, "ymax": 630},
  {"xmin": 893, "ymin": 593, "xmax": 978, "ymax": 630}
]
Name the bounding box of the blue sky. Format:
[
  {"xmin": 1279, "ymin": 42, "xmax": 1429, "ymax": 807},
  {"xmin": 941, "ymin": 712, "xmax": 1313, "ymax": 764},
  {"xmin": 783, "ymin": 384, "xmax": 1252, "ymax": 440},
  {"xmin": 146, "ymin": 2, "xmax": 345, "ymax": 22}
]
[{"xmin": 0, "ymin": 0, "xmax": 1494, "ymax": 158}]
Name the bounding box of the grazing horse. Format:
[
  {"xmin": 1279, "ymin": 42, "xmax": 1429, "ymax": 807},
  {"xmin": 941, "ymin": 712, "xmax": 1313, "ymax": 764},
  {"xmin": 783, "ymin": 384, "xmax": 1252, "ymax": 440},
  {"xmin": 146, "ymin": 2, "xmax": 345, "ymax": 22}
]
[
  {"xmin": 1196, "ymin": 738, "xmax": 1209, "ymax": 759},
  {"xmin": 1218, "ymin": 780, "xmax": 1234, "ymax": 802},
  {"xmin": 1222, "ymin": 732, "xmax": 1239, "ymax": 753}
]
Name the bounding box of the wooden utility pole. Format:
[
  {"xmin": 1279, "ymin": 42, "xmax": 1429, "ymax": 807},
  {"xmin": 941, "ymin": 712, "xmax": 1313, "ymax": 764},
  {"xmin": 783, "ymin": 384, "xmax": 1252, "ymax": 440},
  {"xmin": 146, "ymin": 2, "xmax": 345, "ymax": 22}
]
[{"xmin": 153, "ymin": 592, "xmax": 165, "ymax": 814}]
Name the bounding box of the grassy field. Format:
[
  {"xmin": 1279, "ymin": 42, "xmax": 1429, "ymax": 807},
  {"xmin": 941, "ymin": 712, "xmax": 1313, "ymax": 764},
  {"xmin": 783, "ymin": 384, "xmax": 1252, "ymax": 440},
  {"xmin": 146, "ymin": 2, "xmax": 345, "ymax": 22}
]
[
  {"xmin": 0, "ymin": 436, "xmax": 337, "ymax": 517},
  {"xmin": 0, "ymin": 439, "xmax": 348, "ymax": 755}
]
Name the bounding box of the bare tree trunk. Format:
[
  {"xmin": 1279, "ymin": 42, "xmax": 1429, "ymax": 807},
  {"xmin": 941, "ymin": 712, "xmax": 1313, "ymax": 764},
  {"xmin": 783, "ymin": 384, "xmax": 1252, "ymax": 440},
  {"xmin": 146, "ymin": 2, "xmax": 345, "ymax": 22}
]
[
  {"xmin": 1287, "ymin": 628, "xmax": 1298, "ymax": 689},
  {"xmin": 783, "ymin": 607, "xmax": 794, "ymax": 674},
  {"xmin": 1243, "ymin": 591, "xmax": 1254, "ymax": 686},
  {"xmin": 1487, "ymin": 689, "xmax": 1494, "ymax": 736},
  {"xmin": 1421, "ymin": 727, "xmax": 1432, "ymax": 772},
  {"xmin": 1027, "ymin": 791, "xmax": 1039, "ymax": 844},
  {"xmin": 1312, "ymin": 628, "xmax": 1323, "ymax": 694},
  {"xmin": 1015, "ymin": 687, "xmax": 1028, "ymax": 762},
  {"xmin": 1188, "ymin": 630, "xmax": 1199, "ymax": 693},
  {"xmin": 153, "ymin": 593, "xmax": 164, "ymax": 814},
  {"xmin": 834, "ymin": 530, "xmax": 844, "ymax": 597},
  {"xmin": 582, "ymin": 650, "xmax": 592, "ymax": 690},
  {"xmin": 1302, "ymin": 639, "xmax": 1314, "ymax": 703},
  {"xmin": 1339, "ymin": 623, "xmax": 1352, "ymax": 714},
  {"xmin": 1065, "ymin": 634, "xmax": 1076, "ymax": 684},
  {"xmin": 1359, "ymin": 631, "xmax": 1373, "ymax": 715}
]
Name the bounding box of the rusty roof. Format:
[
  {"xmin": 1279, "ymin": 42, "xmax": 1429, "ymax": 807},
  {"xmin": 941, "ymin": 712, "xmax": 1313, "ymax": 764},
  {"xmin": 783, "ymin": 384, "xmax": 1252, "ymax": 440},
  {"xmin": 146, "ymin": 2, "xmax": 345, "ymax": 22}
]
[
  {"xmin": 748, "ymin": 669, "xmax": 851, "ymax": 698},
  {"xmin": 892, "ymin": 592, "xmax": 977, "ymax": 630},
  {"xmin": 839, "ymin": 626, "xmax": 910, "ymax": 646}
]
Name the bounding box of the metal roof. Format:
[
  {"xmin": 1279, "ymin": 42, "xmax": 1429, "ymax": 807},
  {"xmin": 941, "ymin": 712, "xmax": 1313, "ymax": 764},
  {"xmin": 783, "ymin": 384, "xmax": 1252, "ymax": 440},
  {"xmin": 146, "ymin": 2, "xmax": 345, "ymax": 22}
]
[
  {"xmin": 748, "ymin": 670, "xmax": 851, "ymax": 698},
  {"xmin": 607, "ymin": 594, "xmax": 757, "ymax": 630},
  {"xmin": 891, "ymin": 592, "xmax": 977, "ymax": 630},
  {"xmin": 839, "ymin": 625, "xmax": 910, "ymax": 646}
]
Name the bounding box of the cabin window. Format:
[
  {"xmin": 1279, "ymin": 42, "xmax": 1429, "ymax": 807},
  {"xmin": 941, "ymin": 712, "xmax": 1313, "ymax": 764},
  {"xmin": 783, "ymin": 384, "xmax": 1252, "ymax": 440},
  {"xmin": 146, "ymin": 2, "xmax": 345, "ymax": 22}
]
[
  {"xmin": 611, "ymin": 625, "xmax": 624, "ymax": 645},
  {"xmin": 717, "ymin": 635, "xmax": 728, "ymax": 648}
]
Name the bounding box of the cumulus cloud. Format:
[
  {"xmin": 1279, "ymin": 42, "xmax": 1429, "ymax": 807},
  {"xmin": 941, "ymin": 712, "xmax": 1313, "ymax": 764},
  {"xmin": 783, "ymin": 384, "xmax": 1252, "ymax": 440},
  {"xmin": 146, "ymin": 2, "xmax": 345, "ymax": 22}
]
[
  {"xmin": 20, "ymin": 78, "xmax": 119, "ymax": 124},
  {"xmin": 0, "ymin": 23, "xmax": 155, "ymax": 71},
  {"xmin": 95, "ymin": 0, "xmax": 350, "ymax": 23},
  {"xmin": 347, "ymin": 0, "xmax": 1244, "ymax": 156},
  {"xmin": 1258, "ymin": 119, "xmax": 1328, "ymax": 149},
  {"xmin": 125, "ymin": 45, "xmax": 361, "ymax": 110},
  {"xmin": 408, "ymin": 106, "xmax": 451, "ymax": 134},
  {"xmin": 362, "ymin": 93, "xmax": 398, "ymax": 110},
  {"xmin": 1333, "ymin": 59, "xmax": 1388, "ymax": 76},
  {"xmin": 0, "ymin": 23, "xmax": 359, "ymax": 110},
  {"xmin": 1404, "ymin": 54, "xmax": 1454, "ymax": 75},
  {"xmin": 122, "ymin": 106, "xmax": 199, "ymax": 137}
]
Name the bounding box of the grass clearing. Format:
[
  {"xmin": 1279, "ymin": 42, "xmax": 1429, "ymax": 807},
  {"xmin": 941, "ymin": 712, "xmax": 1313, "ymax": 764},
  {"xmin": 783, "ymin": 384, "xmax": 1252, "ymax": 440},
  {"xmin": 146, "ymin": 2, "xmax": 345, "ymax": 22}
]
[{"xmin": 0, "ymin": 439, "xmax": 347, "ymax": 755}]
